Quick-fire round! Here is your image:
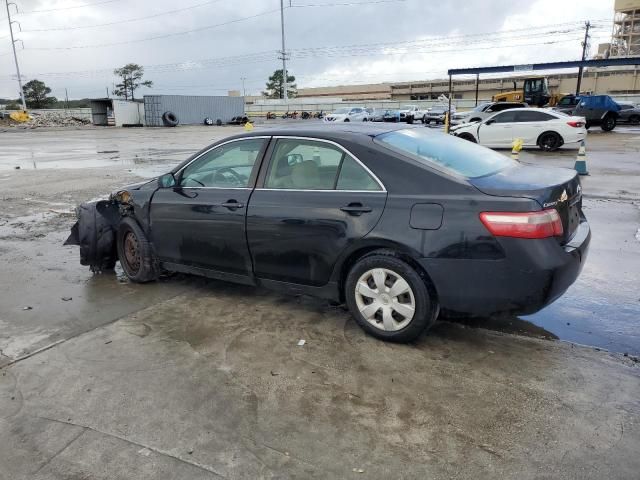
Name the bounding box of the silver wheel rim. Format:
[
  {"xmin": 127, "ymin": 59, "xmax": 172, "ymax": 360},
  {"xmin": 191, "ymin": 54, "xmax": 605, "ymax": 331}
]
[{"xmin": 354, "ymin": 268, "xmax": 416, "ymax": 332}]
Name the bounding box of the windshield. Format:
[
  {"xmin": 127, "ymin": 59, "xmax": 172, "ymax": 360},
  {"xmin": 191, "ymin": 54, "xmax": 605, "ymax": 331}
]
[
  {"xmin": 333, "ymin": 108, "xmax": 350, "ymax": 114},
  {"xmin": 376, "ymin": 129, "xmax": 514, "ymax": 178},
  {"xmin": 473, "ymin": 102, "xmax": 491, "ymax": 112}
]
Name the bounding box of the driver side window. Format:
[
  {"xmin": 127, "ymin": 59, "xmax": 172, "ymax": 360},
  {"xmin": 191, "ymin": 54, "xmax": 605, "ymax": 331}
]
[{"xmin": 180, "ymin": 138, "xmax": 265, "ymax": 188}]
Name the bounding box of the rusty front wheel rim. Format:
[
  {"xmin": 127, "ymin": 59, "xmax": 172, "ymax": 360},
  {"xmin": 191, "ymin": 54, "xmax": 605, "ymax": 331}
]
[{"xmin": 123, "ymin": 231, "xmax": 141, "ymax": 274}]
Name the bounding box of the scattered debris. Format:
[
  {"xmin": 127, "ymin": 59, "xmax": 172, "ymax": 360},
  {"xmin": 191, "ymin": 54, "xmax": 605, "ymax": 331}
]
[
  {"xmin": 104, "ymin": 340, "xmax": 112, "ymax": 345},
  {"xmin": 61, "ymin": 296, "xmax": 72, "ymax": 301},
  {"xmin": 14, "ymin": 166, "xmax": 20, "ymax": 170},
  {"xmin": 138, "ymin": 448, "xmax": 151, "ymax": 457},
  {"xmin": 22, "ymin": 306, "xmax": 32, "ymax": 310},
  {"xmin": 187, "ymin": 449, "xmax": 194, "ymax": 455},
  {"xmin": 297, "ymin": 339, "xmax": 306, "ymax": 346},
  {"xmin": 352, "ymin": 468, "xmax": 365, "ymax": 473},
  {"xmin": 270, "ymin": 370, "xmax": 280, "ymax": 376},
  {"xmin": 26, "ymin": 112, "xmax": 92, "ymax": 128}
]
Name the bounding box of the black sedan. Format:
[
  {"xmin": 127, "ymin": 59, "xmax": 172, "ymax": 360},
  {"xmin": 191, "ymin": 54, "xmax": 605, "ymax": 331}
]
[{"xmin": 66, "ymin": 124, "xmax": 590, "ymax": 342}]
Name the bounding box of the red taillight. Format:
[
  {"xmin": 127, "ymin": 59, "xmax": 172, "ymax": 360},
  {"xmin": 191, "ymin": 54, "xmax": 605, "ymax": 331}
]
[
  {"xmin": 567, "ymin": 121, "xmax": 585, "ymax": 128},
  {"xmin": 479, "ymin": 209, "xmax": 564, "ymax": 239}
]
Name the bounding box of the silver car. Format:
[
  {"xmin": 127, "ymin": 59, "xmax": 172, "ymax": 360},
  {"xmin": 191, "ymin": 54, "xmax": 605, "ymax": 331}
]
[{"xmin": 452, "ymin": 101, "xmax": 527, "ymax": 125}]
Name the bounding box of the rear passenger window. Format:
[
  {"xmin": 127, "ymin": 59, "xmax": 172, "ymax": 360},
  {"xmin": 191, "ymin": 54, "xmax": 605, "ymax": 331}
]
[
  {"xmin": 265, "ymin": 139, "xmax": 343, "ymax": 190},
  {"xmin": 515, "ymin": 111, "xmax": 555, "ymax": 122},
  {"xmin": 264, "ymin": 139, "xmax": 382, "ymax": 191},
  {"xmin": 336, "ymin": 156, "xmax": 381, "ymax": 191}
]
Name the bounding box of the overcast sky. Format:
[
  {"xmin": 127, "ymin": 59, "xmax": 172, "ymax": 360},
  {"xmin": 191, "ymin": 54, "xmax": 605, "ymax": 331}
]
[{"xmin": 0, "ymin": 0, "xmax": 615, "ymax": 100}]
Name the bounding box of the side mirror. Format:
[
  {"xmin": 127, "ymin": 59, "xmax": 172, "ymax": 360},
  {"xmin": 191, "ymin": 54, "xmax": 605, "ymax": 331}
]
[
  {"xmin": 158, "ymin": 173, "xmax": 176, "ymax": 188},
  {"xmin": 484, "ymin": 119, "xmax": 495, "ymax": 125}
]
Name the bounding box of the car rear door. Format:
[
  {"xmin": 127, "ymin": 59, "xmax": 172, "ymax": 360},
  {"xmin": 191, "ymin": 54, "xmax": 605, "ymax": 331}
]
[
  {"xmin": 511, "ymin": 110, "xmax": 557, "ymax": 144},
  {"xmin": 149, "ymin": 137, "xmax": 269, "ymax": 278},
  {"xmin": 246, "ymin": 137, "xmax": 387, "ymax": 286},
  {"xmin": 477, "ymin": 110, "xmax": 518, "ymax": 147}
]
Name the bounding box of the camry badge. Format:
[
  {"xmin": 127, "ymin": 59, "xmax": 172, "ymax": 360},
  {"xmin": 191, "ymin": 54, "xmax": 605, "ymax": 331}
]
[{"xmin": 560, "ymin": 190, "xmax": 568, "ymax": 202}]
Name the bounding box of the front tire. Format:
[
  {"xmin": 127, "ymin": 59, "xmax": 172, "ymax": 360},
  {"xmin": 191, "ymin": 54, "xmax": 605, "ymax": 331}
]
[
  {"xmin": 537, "ymin": 131, "xmax": 562, "ymax": 151},
  {"xmin": 601, "ymin": 115, "xmax": 616, "ymax": 131},
  {"xmin": 345, "ymin": 253, "xmax": 436, "ymax": 342},
  {"xmin": 117, "ymin": 217, "xmax": 159, "ymax": 283}
]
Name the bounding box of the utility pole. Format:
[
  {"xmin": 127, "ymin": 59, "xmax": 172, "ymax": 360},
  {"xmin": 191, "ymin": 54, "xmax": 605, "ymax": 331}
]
[
  {"xmin": 106, "ymin": 87, "xmax": 109, "ymax": 98},
  {"xmin": 279, "ymin": 0, "xmax": 288, "ymax": 101},
  {"xmin": 65, "ymin": 88, "xmax": 69, "ymax": 110},
  {"xmin": 5, "ymin": 0, "xmax": 26, "ymax": 110},
  {"xmin": 576, "ymin": 21, "xmax": 591, "ymax": 96},
  {"xmin": 240, "ymin": 77, "xmax": 247, "ymax": 97}
]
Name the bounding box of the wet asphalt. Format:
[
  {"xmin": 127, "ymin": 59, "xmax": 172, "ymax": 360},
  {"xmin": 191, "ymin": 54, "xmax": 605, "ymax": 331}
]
[{"xmin": 1, "ymin": 122, "xmax": 639, "ymax": 356}]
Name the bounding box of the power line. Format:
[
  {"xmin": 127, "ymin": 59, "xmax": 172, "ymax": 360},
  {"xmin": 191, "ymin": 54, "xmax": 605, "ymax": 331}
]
[
  {"xmin": 22, "ymin": 0, "xmax": 226, "ymax": 32},
  {"xmin": 290, "ymin": 0, "xmax": 408, "ymax": 6},
  {"xmin": 24, "ymin": 8, "xmax": 282, "ymax": 50},
  {"xmin": 16, "ymin": 0, "xmax": 122, "ymax": 15}
]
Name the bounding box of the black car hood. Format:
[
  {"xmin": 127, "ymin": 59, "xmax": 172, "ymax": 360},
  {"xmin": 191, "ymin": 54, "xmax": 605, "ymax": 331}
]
[
  {"xmin": 470, "ymin": 164, "xmax": 580, "ymax": 208},
  {"xmin": 120, "ymin": 179, "xmax": 157, "ymax": 191}
]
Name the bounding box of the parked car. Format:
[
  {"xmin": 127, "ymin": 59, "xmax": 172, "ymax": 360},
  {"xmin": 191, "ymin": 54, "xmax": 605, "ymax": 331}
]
[
  {"xmin": 553, "ymin": 95, "xmax": 581, "ymax": 114},
  {"xmin": 450, "ymin": 108, "xmax": 587, "ymax": 151},
  {"xmin": 323, "ymin": 107, "xmax": 369, "ymax": 122},
  {"xmin": 369, "ymin": 108, "xmax": 388, "ymax": 122},
  {"xmin": 398, "ymin": 105, "xmax": 428, "ymax": 123},
  {"xmin": 617, "ymin": 102, "xmax": 640, "ymax": 124},
  {"xmin": 452, "ymin": 101, "xmax": 528, "ymax": 125},
  {"xmin": 553, "ymin": 95, "xmax": 621, "ymax": 131},
  {"xmin": 382, "ymin": 109, "xmax": 401, "ymax": 122},
  {"xmin": 65, "ymin": 124, "xmax": 590, "ymax": 343},
  {"xmin": 423, "ymin": 104, "xmax": 457, "ymax": 124}
]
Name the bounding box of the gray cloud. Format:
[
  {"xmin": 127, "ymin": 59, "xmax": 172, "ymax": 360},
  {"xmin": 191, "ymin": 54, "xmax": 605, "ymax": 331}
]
[{"xmin": 0, "ymin": 0, "xmax": 613, "ymax": 99}]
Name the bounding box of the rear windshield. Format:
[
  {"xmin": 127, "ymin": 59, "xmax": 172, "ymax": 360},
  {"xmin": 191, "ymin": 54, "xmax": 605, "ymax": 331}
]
[{"xmin": 375, "ymin": 128, "xmax": 514, "ymax": 178}]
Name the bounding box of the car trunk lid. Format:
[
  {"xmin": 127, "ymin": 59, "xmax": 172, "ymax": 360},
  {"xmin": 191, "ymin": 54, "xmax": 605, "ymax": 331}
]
[{"xmin": 470, "ymin": 164, "xmax": 583, "ymax": 244}]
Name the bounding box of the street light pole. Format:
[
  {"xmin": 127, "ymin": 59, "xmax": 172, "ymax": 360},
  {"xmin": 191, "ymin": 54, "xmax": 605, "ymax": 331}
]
[
  {"xmin": 4, "ymin": 0, "xmax": 26, "ymax": 110},
  {"xmin": 240, "ymin": 77, "xmax": 247, "ymax": 97},
  {"xmin": 279, "ymin": 0, "xmax": 288, "ymax": 101}
]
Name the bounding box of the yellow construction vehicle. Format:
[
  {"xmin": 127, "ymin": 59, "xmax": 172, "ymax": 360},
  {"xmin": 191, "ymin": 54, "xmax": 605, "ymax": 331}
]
[{"xmin": 493, "ymin": 77, "xmax": 566, "ymax": 107}]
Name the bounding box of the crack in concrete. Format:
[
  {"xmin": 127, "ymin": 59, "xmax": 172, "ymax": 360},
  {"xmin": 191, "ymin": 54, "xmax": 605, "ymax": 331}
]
[
  {"xmin": 33, "ymin": 427, "xmax": 86, "ymax": 475},
  {"xmin": 0, "ymin": 290, "xmax": 188, "ymax": 370},
  {"xmin": 36, "ymin": 416, "xmax": 227, "ymax": 479}
]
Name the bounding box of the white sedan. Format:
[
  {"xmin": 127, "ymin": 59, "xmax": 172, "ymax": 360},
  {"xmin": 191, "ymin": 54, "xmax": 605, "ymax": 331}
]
[
  {"xmin": 450, "ymin": 108, "xmax": 587, "ymax": 151},
  {"xmin": 323, "ymin": 107, "xmax": 369, "ymax": 122}
]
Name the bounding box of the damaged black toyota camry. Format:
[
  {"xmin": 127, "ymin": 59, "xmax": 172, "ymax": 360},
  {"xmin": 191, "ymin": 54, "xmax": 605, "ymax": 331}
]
[{"xmin": 65, "ymin": 124, "xmax": 590, "ymax": 342}]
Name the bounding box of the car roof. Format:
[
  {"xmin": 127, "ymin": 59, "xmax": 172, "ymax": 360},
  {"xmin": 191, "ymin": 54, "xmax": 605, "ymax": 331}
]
[{"xmin": 240, "ymin": 122, "xmax": 420, "ymax": 139}]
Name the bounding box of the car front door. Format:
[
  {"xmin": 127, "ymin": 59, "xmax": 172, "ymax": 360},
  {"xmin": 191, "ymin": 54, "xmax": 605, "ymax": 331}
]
[
  {"xmin": 477, "ymin": 110, "xmax": 518, "ymax": 147},
  {"xmin": 247, "ymin": 137, "xmax": 387, "ymax": 287},
  {"xmin": 149, "ymin": 137, "xmax": 269, "ymax": 279}
]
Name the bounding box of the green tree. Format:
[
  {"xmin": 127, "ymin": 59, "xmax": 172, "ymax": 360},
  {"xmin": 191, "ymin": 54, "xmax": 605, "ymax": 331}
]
[
  {"xmin": 22, "ymin": 80, "xmax": 57, "ymax": 109},
  {"xmin": 263, "ymin": 69, "xmax": 297, "ymax": 99},
  {"xmin": 113, "ymin": 63, "xmax": 152, "ymax": 101}
]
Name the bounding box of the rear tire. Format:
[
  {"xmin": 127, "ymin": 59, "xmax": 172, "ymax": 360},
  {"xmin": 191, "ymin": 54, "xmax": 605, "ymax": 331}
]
[
  {"xmin": 116, "ymin": 217, "xmax": 159, "ymax": 283},
  {"xmin": 345, "ymin": 252, "xmax": 437, "ymax": 343},
  {"xmin": 601, "ymin": 115, "xmax": 616, "ymax": 131},
  {"xmin": 537, "ymin": 131, "xmax": 562, "ymax": 151}
]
